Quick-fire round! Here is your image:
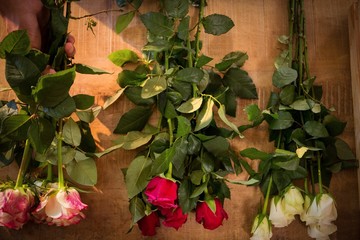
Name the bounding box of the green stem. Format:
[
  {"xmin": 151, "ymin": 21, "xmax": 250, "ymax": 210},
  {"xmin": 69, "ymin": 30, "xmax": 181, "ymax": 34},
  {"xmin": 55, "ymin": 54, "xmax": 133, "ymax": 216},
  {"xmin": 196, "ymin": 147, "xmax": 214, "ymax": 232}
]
[
  {"xmin": 165, "ymin": 51, "xmax": 170, "ymax": 71},
  {"xmin": 288, "ymin": 0, "xmax": 295, "ymax": 63},
  {"xmin": 277, "ymin": 130, "xmax": 282, "ymax": 149},
  {"xmin": 47, "ymin": 163, "xmax": 53, "ymax": 182},
  {"xmin": 304, "ymin": 159, "xmax": 309, "ymax": 194},
  {"xmin": 187, "ymin": 36, "xmax": 193, "ymax": 68},
  {"xmin": 262, "ymin": 175, "xmax": 273, "ymax": 215},
  {"xmin": 310, "ymin": 160, "xmax": 316, "ymax": 195},
  {"xmin": 298, "ymin": 0, "xmax": 305, "ymax": 95},
  {"xmin": 15, "ymin": 139, "xmax": 32, "ymax": 189},
  {"xmin": 57, "ymin": 119, "xmax": 65, "ymax": 189},
  {"xmin": 165, "ymin": 118, "xmax": 174, "ymax": 178},
  {"xmin": 317, "ymin": 153, "xmax": 323, "ymax": 194},
  {"xmin": 194, "ymin": 0, "xmax": 205, "ymax": 64}
]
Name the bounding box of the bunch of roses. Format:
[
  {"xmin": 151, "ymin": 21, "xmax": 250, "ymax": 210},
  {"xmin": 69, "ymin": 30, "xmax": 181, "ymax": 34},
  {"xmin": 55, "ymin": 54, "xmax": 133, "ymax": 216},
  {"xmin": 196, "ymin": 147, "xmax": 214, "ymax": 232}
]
[
  {"xmin": 250, "ymin": 185, "xmax": 338, "ymax": 240},
  {"xmin": 0, "ymin": 182, "xmax": 87, "ymax": 230},
  {"xmin": 137, "ymin": 176, "xmax": 228, "ymax": 236}
]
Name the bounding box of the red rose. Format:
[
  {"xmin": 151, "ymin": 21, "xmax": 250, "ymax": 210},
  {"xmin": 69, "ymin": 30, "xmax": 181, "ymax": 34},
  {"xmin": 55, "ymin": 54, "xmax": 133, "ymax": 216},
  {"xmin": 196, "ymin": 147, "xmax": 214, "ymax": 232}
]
[
  {"xmin": 137, "ymin": 212, "xmax": 160, "ymax": 236},
  {"xmin": 144, "ymin": 176, "xmax": 178, "ymax": 209},
  {"xmin": 195, "ymin": 198, "xmax": 228, "ymax": 230},
  {"xmin": 160, "ymin": 207, "xmax": 188, "ymax": 230}
]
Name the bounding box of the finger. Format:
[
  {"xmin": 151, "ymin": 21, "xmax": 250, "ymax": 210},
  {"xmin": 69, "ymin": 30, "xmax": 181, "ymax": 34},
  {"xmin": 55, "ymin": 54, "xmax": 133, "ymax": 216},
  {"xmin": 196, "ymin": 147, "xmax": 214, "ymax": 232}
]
[
  {"xmin": 42, "ymin": 65, "xmax": 56, "ymax": 75},
  {"xmin": 66, "ymin": 34, "xmax": 75, "ymax": 44},
  {"xmin": 64, "ymin": 42, "xmax": 76, "ymax": 58}
]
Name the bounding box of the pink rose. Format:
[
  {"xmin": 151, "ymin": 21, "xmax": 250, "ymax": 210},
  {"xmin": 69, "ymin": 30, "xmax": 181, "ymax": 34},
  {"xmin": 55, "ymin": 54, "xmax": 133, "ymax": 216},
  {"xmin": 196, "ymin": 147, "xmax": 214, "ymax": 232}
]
[
  {"xmin": 195, "ymin": 198, "xmax": 228, "ymax": 230},
  {"xmin": 144, "ymin": 176, "xmax": 178, "ymax": 209},
  {"xmin": 137, "ymin": 211, "xmax": 160, "ymax": 236},
  {"xmin": 160, "ymin": 207, "xmax": 188, "ymax": 230},
  {"xmin": 32, "ymin": 186, "xmax": 87, "ymax": 226},
  {"xmin": 0, "ymin": 188, "xmax": 34, "ymax": 230}
]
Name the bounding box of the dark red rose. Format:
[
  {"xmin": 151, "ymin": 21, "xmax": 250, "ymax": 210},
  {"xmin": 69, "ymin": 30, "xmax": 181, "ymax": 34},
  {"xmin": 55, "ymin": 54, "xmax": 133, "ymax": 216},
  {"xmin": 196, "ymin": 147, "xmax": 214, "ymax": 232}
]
[
  {"xmin": 137, "ymin": 212, "xmax": 160, "ymax": 236},
  {"xmin": 144, "ymin": 176, "xmax": 178, "ymax": 209},
  {"xmin": 195, "ymin": 198, "xmax": 228, "ymax": 230},
  {"xmin": 160, "ymin": 207, "xmax": 188, "ymax": 230}
]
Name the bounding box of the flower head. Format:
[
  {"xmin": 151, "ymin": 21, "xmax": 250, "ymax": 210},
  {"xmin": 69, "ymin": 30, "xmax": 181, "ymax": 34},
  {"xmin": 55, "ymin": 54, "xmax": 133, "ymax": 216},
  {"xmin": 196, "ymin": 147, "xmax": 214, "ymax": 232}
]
[
  {"xmin": 137, "ymin": 211, "xmax": 160, "ymax": 236},
  {"xmin": 269, "ymin": 197, "xmax": 294, "ymax": 227},
  {"xmin": 195, "ymin": 198, "xmax": 228, "ymax": 230},
  {"xmin": 282, "ymin": 185, "xmax": 304, "ymax": 215},
  {"xmin": 144, "ymin": 176, "xmax": 178, "ymax": 209},
  {"xmin": 160, "ymin": 206, "xmax": 188, "ymax": 230},
  {"xmin": 250, "ymin": 214, "xmax": 272, "ymax": 240},
  {"xmin": 32, "ymin": 183, "xmax": 87, "ymax": 226},
  {"xmin": 0, "ymin": 187, "xmax": 34, "ymax": 229}
]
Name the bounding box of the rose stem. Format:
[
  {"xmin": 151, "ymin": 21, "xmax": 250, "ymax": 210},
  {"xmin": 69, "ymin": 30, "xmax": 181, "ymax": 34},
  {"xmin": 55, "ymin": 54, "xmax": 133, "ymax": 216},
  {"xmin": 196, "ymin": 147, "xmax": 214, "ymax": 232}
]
[
  {"xmin": 262, "ymin": 175, "xmax": 273, "ymax": 215},
  {"xmin": 47, "ymin": 163, "xmax": 53, "ymax": 182},
  {"xmin": 194, "ymin": 0, "xmax": 205, "ymax": 65},
  {"xmin": 15, "ymin": 139, "xmax": 32, "ymax": 189},
  {"xmin": 317, "ymin": 152, "xmax": 323, "ymax": 194},
  {"xmin": 166, "ymin": 118, "xmax": 174, "ymax": 178},
  {"xmin": 57, "ymin": 119, "xmax": 65, "ymax": 189}
]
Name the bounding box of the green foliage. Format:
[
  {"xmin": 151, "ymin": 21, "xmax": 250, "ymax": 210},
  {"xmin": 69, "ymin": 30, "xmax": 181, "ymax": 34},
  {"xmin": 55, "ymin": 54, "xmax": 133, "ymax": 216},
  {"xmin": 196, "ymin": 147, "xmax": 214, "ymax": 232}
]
[{"xmin": 108, "ymin": 0, "xmax": 258, "ymax": 223}]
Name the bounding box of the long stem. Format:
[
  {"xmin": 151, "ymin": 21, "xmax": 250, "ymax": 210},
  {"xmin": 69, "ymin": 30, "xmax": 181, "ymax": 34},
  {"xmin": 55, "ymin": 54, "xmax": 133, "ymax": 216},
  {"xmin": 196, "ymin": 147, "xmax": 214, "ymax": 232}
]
[
  {"xmin": 187, "ymin": 36, "xmax": 193, "ymax": 68},
  {"xmin": 304, "ymin": 159, "xmax": 309, "ymax": 194},
  {"xmin": 15, "ymin": 139, "xmax": 32, "ymax": 189},
  {"xmin": 310, "ymin": 160, "xmax": 316, "ymax": 195},
  {"xmin": 57, "ymin": 120, "xmax": 65, "ymax": 189},
  {"xmin": 47, "ymin": 163, "xmax": 53, "ymax": 182},
  {"xmin": 165, "ymin": 118, "xmax": 174, "ymax": 178},
  {"xmin": 262, "ymin": 175, "xmax": 273, "ymax": 215},
  {"xmin": 298, "ymin": 0, "xmax": 305, "ymax": 95},
  {"xmin": 317, "ymin": 153, "xmax": 323, "ymax": 194},
  {"xmin": 288, "ymin": 0, "xmax": 295, "ymax": 63}
]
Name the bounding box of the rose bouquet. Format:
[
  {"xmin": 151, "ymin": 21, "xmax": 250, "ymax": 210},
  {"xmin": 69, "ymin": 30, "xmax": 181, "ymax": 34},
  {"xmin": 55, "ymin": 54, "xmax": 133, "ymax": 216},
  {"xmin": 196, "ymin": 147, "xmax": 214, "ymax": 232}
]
[
  {"xmin": 241, "ymin": 0, "xmax": 358, "ymax": 239},
  {"xmin": 0, "ymin": 0, "xmax": 109, "ymax": 229},
  {"xmin": 106, "ymin": 0, "xmax": 258, "ymax": 236}
]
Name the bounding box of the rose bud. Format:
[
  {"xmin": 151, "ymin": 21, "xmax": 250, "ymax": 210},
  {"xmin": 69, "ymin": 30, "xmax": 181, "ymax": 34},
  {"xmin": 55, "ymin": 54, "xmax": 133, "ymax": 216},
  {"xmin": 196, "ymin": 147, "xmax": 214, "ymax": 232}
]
[
  {"xmin": 250, "ymin": 214, "xmax": 272, "ymax": 240},
  {"xmin": 195, "ymin": 198, "xmax": 228, "ymax": 230},
  {"xmin": 144, "ymin": 176, "xmax": 178, "ymax": 209},
  {"xmin": 137, "ymin": 211, "xmax": 160, "ymax": 236}
]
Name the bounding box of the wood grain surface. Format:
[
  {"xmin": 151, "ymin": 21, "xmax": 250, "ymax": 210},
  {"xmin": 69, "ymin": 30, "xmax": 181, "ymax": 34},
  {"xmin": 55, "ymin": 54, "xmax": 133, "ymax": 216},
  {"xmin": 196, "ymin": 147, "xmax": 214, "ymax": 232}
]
[{"xmin": 0, "ymin": 0, "xmax": 359, "ymax": 239}]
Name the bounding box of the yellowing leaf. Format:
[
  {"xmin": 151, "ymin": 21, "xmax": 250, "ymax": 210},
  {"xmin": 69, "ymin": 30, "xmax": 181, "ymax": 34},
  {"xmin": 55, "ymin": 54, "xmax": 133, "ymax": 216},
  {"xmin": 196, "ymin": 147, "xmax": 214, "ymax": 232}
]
[
  {"xmin": 177, "ymin": 97, "xmax": 203, "ymax": 113},
  {"xmin": 296, "ymin": 147, "xmax": 308, "ymax": 158}
]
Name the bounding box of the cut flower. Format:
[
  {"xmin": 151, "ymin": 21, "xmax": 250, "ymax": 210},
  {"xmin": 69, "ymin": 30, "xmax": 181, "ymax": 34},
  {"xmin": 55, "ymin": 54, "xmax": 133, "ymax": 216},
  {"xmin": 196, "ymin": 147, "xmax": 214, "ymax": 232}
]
[
  {"xmin": 250, "ymin": 214, "xmax": 272, "ymax": 240},
  {"xmin": 144, "ymin": 176, "xmax": 178, "ymax": 209},
  {"xmin": 195, "ymin": 198, "xmax": 228, "ymax": 230}
]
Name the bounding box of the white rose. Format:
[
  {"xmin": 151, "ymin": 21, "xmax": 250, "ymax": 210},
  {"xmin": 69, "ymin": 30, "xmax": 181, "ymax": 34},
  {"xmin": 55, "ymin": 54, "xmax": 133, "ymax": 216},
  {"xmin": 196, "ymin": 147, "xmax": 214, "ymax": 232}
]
[
  {"xmin": 307, "ymin": 223, "xmax": 337, "ymax": 240},
  {"xmin": 282, "ymin": 186, "xmax": 304, "ymax": 215},
  {"xmin": 250, "ymin": 214, "xmax": 272, "ymax": 240},
  {"xmin": 306, "ymin": 194, "xmax": 337, "ymax": 225},
  {"xmin": 269, "ymin": 197, "xmax": 294, "ymax": 227}
]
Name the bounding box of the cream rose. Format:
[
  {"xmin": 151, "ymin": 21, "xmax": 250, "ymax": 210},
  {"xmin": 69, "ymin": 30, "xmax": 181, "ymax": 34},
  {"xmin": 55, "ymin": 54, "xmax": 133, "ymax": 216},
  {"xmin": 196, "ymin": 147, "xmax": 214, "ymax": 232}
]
[
  {"xmin": 250, "ymin": 214, "xmax": 272, "ymax": 240},
  {"xmin": 269, "ymin": 197, "xmax": 294, "ymax": 227},
  {"xmin": 282, "ymin": 186, "xmax": 304, "ymax": 215}
]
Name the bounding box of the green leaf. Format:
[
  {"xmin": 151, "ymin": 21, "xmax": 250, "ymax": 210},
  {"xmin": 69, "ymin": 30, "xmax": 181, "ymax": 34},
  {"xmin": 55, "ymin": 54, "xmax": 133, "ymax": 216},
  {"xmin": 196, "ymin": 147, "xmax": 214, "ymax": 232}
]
[
  {"xmin": 272, "ymin": 170, "xmax": 291, "ymax": 192},
  {"xmin": 26, "ymin": 49, "xmax": 49, "ymax": 72},
  {"xmin": 178, "ymin": 178, "xmax": 198, "ymax": 213},
  {"xmin": 272, "ymin": 66, "xmax": 298, "ymax": 88},
  {"xmin": 93, "ymin": 143, "xmax": 124, "ymax": 158},
  {"xmin": 108, "ymin": 49, "xmax": 139, "ymax": 67},
  {"xmin": 1, "ymin": 115, "xmax": 30, "ymax": 137},
  {"xmin": 163, "ymin": 0, "xmax": 189, "ymax": 18},
  {"xmin": 141, "ymin": 76, "xmax": 167, "ymax": 98},
  {"xmin": 114, "ymin": 106, "xmax": 152, "ymax": 134},
  {"xmin": 177, "ymin": 16, "xmax": 190, "ymax": 40},
  {"xmin": 303, "ymin": 121, "xmax": 329, "ymax": 138},
  {"xmin": 289, "ymin": 99, "xmax": 311, "ymax": 111},
  {"xmin": 32, "ymin": 67, "xmax": 75, "ymax": 107},
  {"xmin": 190, "ymin": 170, "xmax": 204, "ymax": 185},
  {"xmin": 66, "ymin": 156, "xmax": 97, "ymax": 186},
  {"xmin": 126, "ymin": 156, "xmax": 152, "ymax": 199},
  {"xmin": 244, "ymin": 104, "xmax": 262, "ymax": 121},
  {"xmin": 268, "ymin": 111, "xmax": 294, "ymax": 130},
  {"xmin": 335, "ymin": 139, "xmax": 356, "ymax": 160},
  {"xmin": 28, "ymin": 118, "xmax": 55, "ymax": 154},
  {"xmin": 203, "ymin": 136, "xmax": 229, "ymax": 157},
  {"xmin": 203, "ymin": 14, "xmax": 234, "ymax": 36},
  {"xmin": 114, "ymin": 131, "xmax": 153, "ymax": 150},
  {"xmin": 187, "ymin": 134, "xmax": 201, "ymax": 155},
  {"xmin": 5, "ymin": 53, "xmax": 41, "ymax": 98},
  {"xmin": 171, "ymin": 137, "xmax": 188, "ymax": 171},
  {"xmin": 323, "ymin": 115, "xmax": 347, "ymax": 137},
  {"xmin": 240, "ymin": 148, "xmax": 272, "ymax": 161},
  {"xmin": 0, "ymin": 30, "xmax": 30, "ymax": 58},
  {"xmin": 217, "ymin": 104, "xmax": 242, "ymax": 136},
  {"xmin": 151, "ymin": 148, "xmax": 172, "ymax": 175},
  {"xmin": 142, "ymin": 40, "xmax": 172, "ymax": 52},
  {"xmin": 274, "ymin": 157, "xmax": 300, "ymax": 171},
  {"xmin": 140, "ymin": 12, "xmax": 174, "ymax": 37},
  {"xmin": 129, "ymin": 196, "xmax": 146, "ymax": 224},
  {"xmin": 279, "ymin": 85, "xmax": 295, "ymax": 105},
  {"xmin": 117, "ymin": 70, "xmax": 147, "ymax": 88},
  {"xmin": 195, "ymin": 98, "xmax": 214, "ymax": 131},
  {"xmin": 223, "ymin": 68, "xmax": 257, "ymax": 99},
  {"xmin": 226, "ymin": 178, "xmax": 259, "ymax": 185},
  {"xmin": 175, "ymin": 67, "xmax": 204, "ymax": 83},
  {"xmin": 176, "ymin": 116, "xmax": 191, "ymax": 138},
  {"xmin": 63, "ymin": 118, "xmax": 82, "ymax": 147},
  {"xmin": 196, "ymin": 54, "xmax": 213, "ymax": 68},
  {"xmin": 215, "ymin": 51, "xmax": 248, "ymax": 71},
  {"xmin": 177, "ymin": 97, "xmax": 203, "ymax": 113},
  {"xmin": 275, "ymin": 49, "xmax": 291, "ymax": 69},
  {"xmin": 103, "ymin": 88, "xmax": 126, "ymax": 110},
  {"xmin": 73, "ymin": 94, "xmax": 94, "ymax": 110},
  {"xmin": 116, "ymin": 11, "xmax": 135, "ymax": 34},
  {"xmin": 43, "ymin": 96, "xmax": 76, "ymax": 120},
  {"xmin": 75, "ymin": 64, "xmax": 110, "ymax": 75},
  {"xmin": 164, "ymin": 101, "xmax": 178, "ymax": 119},
  {"xmin": 190, "ymin": 182, "xmax": 208, "ymax": 198},
  {"xmin": 125, "ymin": 87, "xmax": 155, "ymax": 106}
]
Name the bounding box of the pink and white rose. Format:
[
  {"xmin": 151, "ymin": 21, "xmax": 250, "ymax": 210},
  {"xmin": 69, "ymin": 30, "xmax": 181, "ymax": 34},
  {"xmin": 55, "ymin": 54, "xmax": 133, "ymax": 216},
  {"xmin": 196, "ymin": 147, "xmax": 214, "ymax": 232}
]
[
  {"xmin": 32, "ymin": 185, "xmax": 87, "ymax": 226},
  {"xmin": 0, "ymin": 188, "xmax": 34, "ymax": 229}
]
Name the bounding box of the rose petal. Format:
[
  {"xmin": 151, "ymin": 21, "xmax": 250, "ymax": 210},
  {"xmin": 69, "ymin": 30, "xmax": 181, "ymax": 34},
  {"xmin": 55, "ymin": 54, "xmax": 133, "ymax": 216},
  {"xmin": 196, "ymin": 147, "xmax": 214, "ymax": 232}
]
[{"xmin": 45, "ymin": 194, "xmax": 63, "ymax": 219}]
